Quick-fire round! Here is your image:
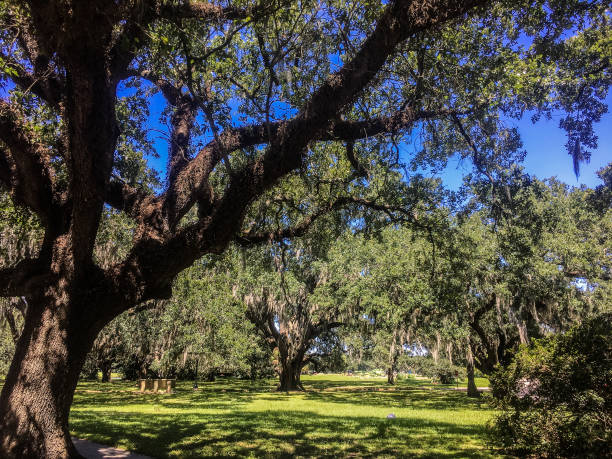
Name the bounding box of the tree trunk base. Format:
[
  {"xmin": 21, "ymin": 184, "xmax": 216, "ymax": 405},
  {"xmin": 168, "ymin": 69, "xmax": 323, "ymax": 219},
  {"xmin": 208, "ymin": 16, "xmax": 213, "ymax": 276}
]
[
  {"xmin": 0, "ymin": 298, "xmax": 97, "ymax": 458},
  {"xmin": 466, "ymin": 360, "xmax": 480, "ymax": 398},
  {"xmin": 277, "ymin": 381, "xmax": 305, "ymax": 391}
]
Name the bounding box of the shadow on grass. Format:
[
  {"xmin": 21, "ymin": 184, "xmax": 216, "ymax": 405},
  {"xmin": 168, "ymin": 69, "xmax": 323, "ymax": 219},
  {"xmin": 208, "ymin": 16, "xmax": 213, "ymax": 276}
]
[
  {"xmin": 69, "ymin": 378, "xmax": 498, "ymax": 458},
  {"xmin": 302, "ymin": 387, "xmax": 490, "ymax": 411},
  {"xmin": 70, "ymin": 409, "xmax": 492, "ymax": 458},
  {"xmin": 299, "ymin": 375, "xmax": 430, "ymax": 390}
]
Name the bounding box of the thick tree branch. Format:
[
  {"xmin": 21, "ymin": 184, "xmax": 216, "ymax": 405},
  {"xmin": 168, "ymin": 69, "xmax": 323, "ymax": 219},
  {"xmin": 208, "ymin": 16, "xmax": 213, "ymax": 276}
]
[
  {"xmin": 120, "ymin": 69, "xmax": 199, "ymax": 197},
  {"xmin": 105, "ymin": 180, "xmax": 153, "ymax": 218},
  {"xmin": 0, "ymin": 101, "xmax": 56, "ymax": 222},
  {"xmin": 1, "ymin": 7, "xmax": 65, "ymax": 108},
  {"xmin": 313, "ymin": 321, "xmax": 343, "ymax": 336},
  {"xmin": 123, "ymin": 69, "xmax": 184, "ymax": 105},
  {"xmin": 0, "ymin": 259, "xmax": 48, "ymax": 297},
  {"xmin": 111, "ymin": 0, "xmax": 489, "ymax": 305},
  {"xmin": 163, "ymin": 107, "xmax": 451, "ymax": 228},
  {"xmin": 468, "ymin": 295, "xmax": 500, "ymax": 372},
  {"xmin": 159, "ymin": 1, "xmax": 259, "ymax": 21},
  {"xmin": 167, "ymin": 99, "xmax": 199, "ymax": 197},
  {"xmin": 0, "ymin": 53, "xmax": 63, "ymax": 108},
  {"xmin": 109, "ymin": 1, "xmax": 158, "ymax": 80}
]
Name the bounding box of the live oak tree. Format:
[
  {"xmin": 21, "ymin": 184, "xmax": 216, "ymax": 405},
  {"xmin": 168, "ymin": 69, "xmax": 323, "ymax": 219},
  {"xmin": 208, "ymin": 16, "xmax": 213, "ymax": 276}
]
[
  {"xmin": 0, "ymin": 0, "xmax": 610, "ymax": 456},
  {"xmin": 241, "ymin": 226, "xmax": 345, "ymax": 391},
  {"xmin": 438, "ymin": 170, "xmax": 612, "ymax": 383},
  {"xmin": 323, "ymin": 226, "xmax": 438, "ymax": 384},
  {"xmin": 157, "ymin": 254, "xmax": 267, "ymax": 382},
  {"xmin": 392, "ymin": 165, "xmax": 612, "ymax": 395}
]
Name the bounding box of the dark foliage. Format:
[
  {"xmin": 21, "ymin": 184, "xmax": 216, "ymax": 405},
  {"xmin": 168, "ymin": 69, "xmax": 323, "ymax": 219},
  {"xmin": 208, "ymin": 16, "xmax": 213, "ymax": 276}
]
[{"xmin": 490, "ymin": 313, "xmax": 612, "ymax": 458}]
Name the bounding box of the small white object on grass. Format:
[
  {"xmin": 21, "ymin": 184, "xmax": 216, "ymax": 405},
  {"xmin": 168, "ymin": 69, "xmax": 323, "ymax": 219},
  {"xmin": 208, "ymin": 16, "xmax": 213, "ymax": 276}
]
[{"xmin": 386, "ymin": 413, "xmax": 396, "ymax": 419}]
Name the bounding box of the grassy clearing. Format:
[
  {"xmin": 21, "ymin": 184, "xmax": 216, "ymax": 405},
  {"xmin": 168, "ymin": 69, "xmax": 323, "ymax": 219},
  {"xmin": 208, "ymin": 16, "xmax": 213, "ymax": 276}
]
[{"xmin": 68, "ymin": 374, "xmax": 502, "ymax": 458}]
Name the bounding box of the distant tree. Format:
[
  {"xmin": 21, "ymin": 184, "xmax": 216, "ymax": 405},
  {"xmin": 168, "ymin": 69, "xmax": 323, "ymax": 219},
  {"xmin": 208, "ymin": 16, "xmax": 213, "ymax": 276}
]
[
  {"xmin": 84, "ymin": 255, "xmax": 271, "ymax": 382},
  {"xmin": 162, "ymin": 255, "xmax": 268, "ymax": 382},
  {"xmin": 437, "ymin": 171, "xmax": 612, "ymax": 385},
  {"xmin": 340, "ymin": 327, "xmax": 376, "ymax": 372},
  {"xmin": 241, "ymin": 229, "xmax": 345, "ymax": 390},
  {"xmin": 325, "ymin": 227, "xmax": 438, "ymax": 384}
]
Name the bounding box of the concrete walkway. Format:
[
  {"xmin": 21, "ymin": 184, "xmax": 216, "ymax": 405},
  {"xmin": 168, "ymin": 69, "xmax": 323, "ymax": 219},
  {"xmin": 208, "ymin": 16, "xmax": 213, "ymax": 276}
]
[
  {"xmin": 73, "ymin": 438, "xmax": 152, "ymax": 459},
  {"xmin": 439, "ymin": 386, "xmax": 490, "ymax": 391}
]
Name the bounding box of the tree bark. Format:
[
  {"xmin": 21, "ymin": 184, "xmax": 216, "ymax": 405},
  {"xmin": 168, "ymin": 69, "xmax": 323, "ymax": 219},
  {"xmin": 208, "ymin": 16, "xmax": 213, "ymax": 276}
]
[
  {"xmin": 466, "ymin": 342, "xmax": 480, "ymax": 398},
  {"xmin": 277, "ymin": 341, "xmax": 306, "ymax": 391},
  {"xmin": 278, "ymin": 360, "xmax": 304, "ymax": 391},
  {"xmin": 387, "ymin": 367, "xmax": 396, "ymax": 385},
  {"xmin": 517, "ymin": 320, "xmax": 529, "ymax": 345},
  {"xmin": 0, "ymin": 295, "xmax": 101, "ymax": 458},
  {"xmin": 100, "ymin": 362, "xmax": 112, "ymax": 383}
]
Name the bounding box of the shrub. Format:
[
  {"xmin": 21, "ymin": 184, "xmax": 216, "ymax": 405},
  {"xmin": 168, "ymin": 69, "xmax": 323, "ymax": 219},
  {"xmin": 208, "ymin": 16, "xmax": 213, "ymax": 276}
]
[
  {"xmin": 431, "ymin": 360, "xmax": 454, "ymax": 384},
  {"xmin": 398, "ymin": 356, "xmax": 464, "ymax": 383},
  {"xmin": 397, "ymin": 355, "xmax": 436, "ymax": 376},
  {"xmin": 490, "ymin": 313, "xmax": 612, "ymax": 458}
]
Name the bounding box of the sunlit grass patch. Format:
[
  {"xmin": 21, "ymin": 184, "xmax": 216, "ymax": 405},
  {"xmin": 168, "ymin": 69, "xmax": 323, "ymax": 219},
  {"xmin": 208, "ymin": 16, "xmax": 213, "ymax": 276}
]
[{"xmin": 69, "ymin": 374, "xmax": 501, "ymax": 458}]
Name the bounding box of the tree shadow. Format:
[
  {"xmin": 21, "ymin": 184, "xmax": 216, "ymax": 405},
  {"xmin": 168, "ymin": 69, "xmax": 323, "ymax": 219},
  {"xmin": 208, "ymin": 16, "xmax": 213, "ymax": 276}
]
[
  {"xmin": 303, "ymin": 387, "xmax": 489, "ymax": 411},
  {"xmin": 70, "ymin": 409, "xmax": 494, "ymax": 458},
  {"xmin": 69, "ymin": 378, "xmax": 497, "ymax": 458}
]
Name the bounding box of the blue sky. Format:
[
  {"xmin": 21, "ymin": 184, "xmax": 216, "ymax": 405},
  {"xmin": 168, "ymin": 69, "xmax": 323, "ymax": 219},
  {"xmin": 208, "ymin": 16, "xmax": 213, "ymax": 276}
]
[
  {"xmin": 145, "ymin": 90, "xmax": 611, "ymax": 192},
  {"xmin": 436, "ymin": 92, "xmax": 612, "ymax": 190}
]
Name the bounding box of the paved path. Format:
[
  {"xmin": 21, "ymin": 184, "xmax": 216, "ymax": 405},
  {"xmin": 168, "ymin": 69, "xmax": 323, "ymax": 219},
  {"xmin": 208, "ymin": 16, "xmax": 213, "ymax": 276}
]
[
  {"xmin": 436, "ymin": 386, "xmax": 490, "ymax": 391},
  {"xmin": 73, "ymin": 438, "xmax": 152, "ymax": 459}
]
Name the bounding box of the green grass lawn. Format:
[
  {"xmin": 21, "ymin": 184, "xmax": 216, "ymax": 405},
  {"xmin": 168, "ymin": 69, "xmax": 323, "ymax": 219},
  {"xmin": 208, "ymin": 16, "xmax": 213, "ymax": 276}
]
[{"xmin": 68, "ymin": 374, "xmax": 503, "ymax": 458}]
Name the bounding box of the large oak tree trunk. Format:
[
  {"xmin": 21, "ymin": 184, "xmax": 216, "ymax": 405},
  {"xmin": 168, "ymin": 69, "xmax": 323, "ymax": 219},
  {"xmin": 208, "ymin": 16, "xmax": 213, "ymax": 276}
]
[
  {"xmin": 278, "ymin": 360, "xmax": 304, "ymax": 391},
  {"xmin": 0, "ymin": 294, "xmax": 101, "ymax": 458},
  {"xmin": 275, "ymin": 335, "xmax": 307, "ymax": 391},
  {"xmin": 387, "ymin": 328, "xmax": 399, "ymax": 385},
  {"xmin": 466, "ymin": 362, "xmax": 479, "ymax": 397}
]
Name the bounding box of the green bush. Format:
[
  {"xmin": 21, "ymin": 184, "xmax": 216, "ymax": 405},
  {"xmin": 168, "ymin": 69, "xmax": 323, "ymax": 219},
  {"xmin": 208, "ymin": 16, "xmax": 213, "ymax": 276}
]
[
  {"xmin": 490, "ymin": 313, "xmax": 612, "ymax": 458},
  {"xmin": 399, "ymin": 355, "xmax": 438, "ymax": 377},
  {"xmin": 434, "ymin": 364, "xmax": 452, "ymax": 384},
  {"xmin": 432, "ymin": 360, "xmax": 464, "ymax": 384},
  {"xmin": 398, "ymin": 356, "xmax": 464, "ymax": 383}
]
